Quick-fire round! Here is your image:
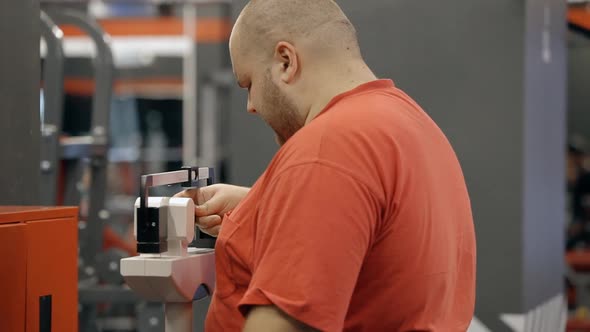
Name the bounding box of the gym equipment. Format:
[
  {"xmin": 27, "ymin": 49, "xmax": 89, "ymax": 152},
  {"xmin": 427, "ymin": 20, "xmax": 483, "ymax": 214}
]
[
  {"xmin": 45, "ymin": 8, "xmax": 114, "ymax": 270},
  {"xmin": 43, "ymin": 10, "xmax": 116, "ymax": 332},
  {"xmin": 96, "ymin": 248, "xmax": 128, "ymax": 285},
  {"xmin": 39, "ymin": 11, "xmax": 65, "ymax": 206},
  {"xmin": 39, "ymin": 1, "xmax": 232, "ymax": 330},
  {"xmin": 137, "ymin": 302, "xmax": 165, "ymax": 332}
]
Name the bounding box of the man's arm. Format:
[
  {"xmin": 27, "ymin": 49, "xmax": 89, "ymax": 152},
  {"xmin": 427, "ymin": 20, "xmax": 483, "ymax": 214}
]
[
  {"xmin": 237, "ymin": 163, "xmax": 376, "ymax": 331},
  {"xmin": 243, "ymin": 306, "xmax": 319, "ymax": 332}
]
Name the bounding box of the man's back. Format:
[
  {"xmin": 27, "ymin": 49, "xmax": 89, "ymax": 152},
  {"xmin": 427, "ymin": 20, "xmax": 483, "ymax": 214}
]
[
  {"xmin": 322, "ymin": 81, "xmax": 476, "ymax": 331},
  {"xmin": 206, "ymin": 80, "xmax": 476, "ymax": 331}
]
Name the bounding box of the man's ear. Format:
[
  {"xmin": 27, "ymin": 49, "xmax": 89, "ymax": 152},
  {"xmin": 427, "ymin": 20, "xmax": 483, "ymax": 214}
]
[{"xmin": 274, "ymin": 41, "xmax": 299, "ymax": 84}]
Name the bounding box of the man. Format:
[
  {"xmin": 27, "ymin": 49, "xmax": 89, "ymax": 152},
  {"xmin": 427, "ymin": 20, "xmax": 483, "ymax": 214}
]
[{"xmin": 177, "ymin": 0, "xmax": 476, "ymax": 330}]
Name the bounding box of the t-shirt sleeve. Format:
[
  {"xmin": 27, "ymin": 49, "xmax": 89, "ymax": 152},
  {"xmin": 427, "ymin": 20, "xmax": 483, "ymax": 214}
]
[{"xmin": 237, "ymin": 162, "xmax": 380, "ymax": 332}]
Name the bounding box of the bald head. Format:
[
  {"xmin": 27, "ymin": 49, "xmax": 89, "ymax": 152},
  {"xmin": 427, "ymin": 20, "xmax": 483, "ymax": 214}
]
[
  {"xmin": 231, "ymin": 0, "xmax": 361, "ymax": 61},
  {"xmin": 229, "ymin": 0, "xmax": 376, "ymax": 146}
]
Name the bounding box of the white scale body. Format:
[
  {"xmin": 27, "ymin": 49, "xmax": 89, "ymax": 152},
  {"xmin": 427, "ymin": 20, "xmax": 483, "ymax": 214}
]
[{"xmin": 120, "ymin": 197, "xmax": 215, "ymax": 332}]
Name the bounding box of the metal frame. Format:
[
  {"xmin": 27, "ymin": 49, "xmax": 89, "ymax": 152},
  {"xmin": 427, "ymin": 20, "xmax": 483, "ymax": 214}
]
[
  {"xmin": 40, "ymin": 3, "xmax": 231, "ymax": 331},
  {"xmin": 201, "ymin": 68, "xmax": 234, "ymax": 181},
  {"xmin": 46, "ymin": 9, "xmax": 115, "ymax": 270},
  {"xmin": 45, "ymin": 10, "xmax": 115, "ymax": 332},
  {"xmin": 137, "ymin": 167, "xmax": 214, "ymax": 254},
  {"xmin": 40, "ymin": 11, "xmax": 66, "ymax": 206},
  {"xmin": 79, "ymin": 285, "xmax": 140, "ymax": 304},
  {"xmin": 182, "ymin": 3, "xmax": 198, "ymax": 167},
  {"xmin": 41, "ymin": 0, "xmax": 232, "ymax": 4}
]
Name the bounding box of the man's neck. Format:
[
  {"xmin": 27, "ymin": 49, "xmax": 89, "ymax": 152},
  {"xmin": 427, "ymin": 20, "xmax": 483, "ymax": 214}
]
[{"xmin": 303, "ymin": 60, "xmax": 377, "ymax": 125}]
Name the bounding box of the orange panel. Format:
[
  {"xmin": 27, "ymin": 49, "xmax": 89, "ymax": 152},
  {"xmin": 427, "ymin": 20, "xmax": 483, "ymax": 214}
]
[
  {"xmin": 26, "ymin": 217, "xmax": 78, "ymax": 332},
  {"xmin": 63, "ymin": 77, "xmax": 183, "ymax": 97},
  {"xmin": 59, "ymin": 17, "xmax": 232, "ymax": 43},
  {"xmin": 0, "ymin": 206, "xmax": 78, "ymax": 224},
  {"xmin": 0, "ymin": 223, "xmax": 27, "ymax": 332},
  {"xmin": 567, "ymin": 250, "xmax": 590, "ymax": 272},
  {"xmin": 569, "ymin": 6, "xmax": 590, "ymax": 32}
]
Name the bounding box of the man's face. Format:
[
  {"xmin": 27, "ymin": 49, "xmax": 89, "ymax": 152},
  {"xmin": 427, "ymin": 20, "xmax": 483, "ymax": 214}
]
[
  {"xmin": 255, "ymin": 69, "xmax": 302, "ymax": 146},
  {"xmin": 231, "ymin": 37, "xmax": 303, "ymax": 145}
]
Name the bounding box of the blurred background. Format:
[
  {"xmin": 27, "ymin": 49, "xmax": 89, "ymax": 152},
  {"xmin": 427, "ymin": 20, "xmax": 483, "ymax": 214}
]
[{"xmin": 2, "ymin": 0, "xmax": 590, "ymax": 331}]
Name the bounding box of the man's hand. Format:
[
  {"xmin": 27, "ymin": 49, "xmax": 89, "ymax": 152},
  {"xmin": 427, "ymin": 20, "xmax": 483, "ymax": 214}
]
[
  {"xmin": 174, "ymin": 184, "xmax": 250, "ymax": 237},
  {"xmin": 243, "ymin": 306, "xmax": 319, "ymax": 332}
]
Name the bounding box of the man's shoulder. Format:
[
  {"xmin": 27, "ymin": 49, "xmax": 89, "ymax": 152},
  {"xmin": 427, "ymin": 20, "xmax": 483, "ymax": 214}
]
[
  {"xmin": 317, "ymin": 86, "xmax": 426, "ymax": 136},
  {"xmin": 268, "ymin": 86, "xmax": 431, "ymax": 176}
]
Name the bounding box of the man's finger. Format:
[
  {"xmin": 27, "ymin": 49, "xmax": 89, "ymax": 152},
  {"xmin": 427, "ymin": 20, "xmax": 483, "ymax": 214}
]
[
  {"xmin": 173, "ymin": 190, "xmax": 191, "ymax": 198},
  {"xmin": 174, "ymin": 187, "xmax": 215, "ymax": 210},
  {"xmin": 174, "ymin": 189, "xmax": 198, "ymax": 200},
  {"xmin": 195, "ymin": 196, "xmax": 225, "ymax": 217},
  {"xmin": 196, "ymin": 215, "xmax": 222, "ymax": 229}
]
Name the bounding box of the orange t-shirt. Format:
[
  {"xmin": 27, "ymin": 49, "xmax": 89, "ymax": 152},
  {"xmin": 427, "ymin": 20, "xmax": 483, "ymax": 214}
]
[{"xmin": 205, "ymin": 79, "xmax": 476, "ymax": 332}]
